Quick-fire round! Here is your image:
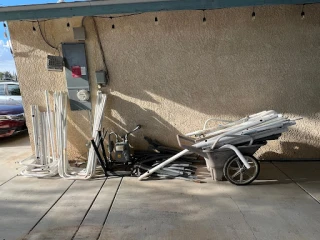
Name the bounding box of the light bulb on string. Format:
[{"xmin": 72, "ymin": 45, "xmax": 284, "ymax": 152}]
[
  {"xmin": 203, "ymin": 17, "xmax": 207, "ymax": 24},
  {"xmin": 251, "ymin": 7, "xmax": 256, "ymax": 21},
  {"xmin": 66, "ymin": 21, "xmax": 70, "ymax": 31},
  {"xmin": 3, "ymin": 21, "xmax": 8, "ymax": 39},
  {"xmin": 110, "ymin": 17, "xmax": 115, "ymax": 30},
  {"xmin": 32, "ymin": 23, "xmax": 37, "ymax": 34},
  {"xmin": 301, "ymin": 4, "xmax": 305, "ymax": 20},
  {"xmin": 202, "ymin": 10, "xmax": 207, "ymax": 25}
]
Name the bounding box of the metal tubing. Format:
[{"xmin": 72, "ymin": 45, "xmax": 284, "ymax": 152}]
[
  {"xmin": 98, "ymin": 130, "xmax": 109, "ymax": 169},
  {"xmin": 138, "ymin": 149, "xmax": 189, "ymax": 180},
  {"xmin": 219, "ymin": 144, "xmax": 250, "ymax": 169},
  {"xmin": 91, "ymin": 138, "xmax": 108, "ymax": 177}
]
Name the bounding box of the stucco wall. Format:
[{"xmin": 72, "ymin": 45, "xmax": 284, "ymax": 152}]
[{"xmin": 8, "ymin": 4, "xmax": 320, "ymax": 160}]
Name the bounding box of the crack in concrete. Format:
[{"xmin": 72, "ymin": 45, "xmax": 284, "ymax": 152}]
[
  {"xmin": 96, "ymin": 177, "xmax": 123, "ymax": 240},
  {"xmin": 71, "ymin": 178, "xmax": 108, "ymax": 240},
  {"xmin": 0, "ymin": 175, "xmax": 17, "ymax": 187},
  {"xmin": 229, "ymin": 196, "xmax": 258, "ymax": 240},
  {"xmin": 25, "ymin": 180, "xmax": 76, "ymax": 236},
  {"xmin": 272, "ymin": 163, "xmax": 320, "ymax": 205}
]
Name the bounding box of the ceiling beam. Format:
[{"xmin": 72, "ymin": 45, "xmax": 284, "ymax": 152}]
[{"xmin": 0, "ymin": 0, "xmax": 319, "ymax": 21}]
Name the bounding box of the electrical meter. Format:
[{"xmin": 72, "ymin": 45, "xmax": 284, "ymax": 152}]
[{"xmin": 77, "ymin": 90, "xmax": 90, "ymax": 101}]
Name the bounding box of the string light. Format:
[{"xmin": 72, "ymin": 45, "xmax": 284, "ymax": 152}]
[
  {"xmin": 252, "ymin": 7, "xmax": 256, "ymax": 21},
  {"xmin": 31, "ymin": 21, "xmax": 37, "ymax": 35},
  {"xmin": 202, "ymin": 10, "xmax": 207, "ymax": 25},
  {"xmin": 66, "ymin": 21, "xmax": 70, "ymax": 31},
  {"xmin": 3, "ymin": 22, "xmax": 8, "ymax": 38},
  {"xmin": 110, "ymin": 17, "xmax": 115, "ymax": 29},
  {"xmin": 301, "ymin": 4, "xmax": 305, "ymax": 20}
]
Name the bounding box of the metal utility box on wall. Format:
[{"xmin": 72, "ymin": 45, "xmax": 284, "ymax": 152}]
[
  {"xmin": 95, "ymin": 70, "xmax": 108, "ymax": 86},
  {"xmin": 62, "ymin": 43, "xmax": 91, "ymax": 111}
]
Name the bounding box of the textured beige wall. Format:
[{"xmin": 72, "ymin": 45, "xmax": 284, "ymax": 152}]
[{"xmin": 8, "ymin": 5, "xmax": 320, "ymax": 160}]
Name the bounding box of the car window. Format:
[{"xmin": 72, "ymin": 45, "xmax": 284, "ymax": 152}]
[
  {"xmin": 7, "ymin": 84, "xmax": 21, "ymax": 96},
  {"xmin": 0, "ymin": 85, "xmax": 5, "ymax": 96}
]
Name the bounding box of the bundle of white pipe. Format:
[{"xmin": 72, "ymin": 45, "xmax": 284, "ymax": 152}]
[
  {"xmin": 20, "ymin": 91, "xmax": 107, "ymax": 179},
  {"xmin": 20, "ymin": 91, "xmax": 59, "ymax": 177},
  {"xmin": 138, "ymin": 110, "xmax": 298, "ymax": 180},
  {"xmin": 59, "ymin": 91, "xmax": 107, "ymax": 179}
]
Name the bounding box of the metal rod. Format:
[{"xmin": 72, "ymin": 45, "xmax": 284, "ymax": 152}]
[
  {"xmin": 98, "ymin": 130, "xmax": 109, "ymax": 169},
  {"xmin": 91, "ymin": 139, "xmax": 108, "ymax": 177}
]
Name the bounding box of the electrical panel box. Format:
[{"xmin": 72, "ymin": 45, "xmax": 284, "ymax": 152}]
[
  {"xmin": 95, "ymin": 70, "xmax": 108, "ymax": 86},
  {"xmin": 62, "ymin": 43, "xmax": 91, "ymax": 111}
]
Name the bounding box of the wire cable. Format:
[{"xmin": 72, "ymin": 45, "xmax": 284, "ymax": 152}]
[
  {"xmin": 37, "ymin": 20, "xmax": 60, "ymax": 55},
  {"xmin": 93, "ymin": 12, "xmax": 143, "ymax": 19},
  {"xmin": 91, "ymin": 17, "xmax": 110, "ymax": 82}
]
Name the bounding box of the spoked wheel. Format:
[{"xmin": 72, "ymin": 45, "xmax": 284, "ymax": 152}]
[{"xmin": 223, "ymin": 155, "xmax": 260, "ymax": 185}]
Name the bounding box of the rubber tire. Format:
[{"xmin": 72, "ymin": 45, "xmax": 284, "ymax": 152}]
[{"xmin": 223, "ymin": 155, "xmax": 260, "ymax": 186}]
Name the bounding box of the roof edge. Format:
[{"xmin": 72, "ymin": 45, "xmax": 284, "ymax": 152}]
[{"xmin": 0, "ymin": 0, "xmax": 319, "ymax": 21}]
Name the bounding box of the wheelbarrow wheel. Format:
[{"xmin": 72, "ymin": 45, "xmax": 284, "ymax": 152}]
[{"xmin": 223, "ymin": 155, "xmax": 260, "ymax": 185}]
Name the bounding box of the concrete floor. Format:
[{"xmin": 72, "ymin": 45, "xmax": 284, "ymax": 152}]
[
  {"xmin": 0, "ymin": 132, "xmax": 32, "ymax": 186},
  {"xmin": 0, "ymin": 136, "xmax": 319, "ymax": 240}
]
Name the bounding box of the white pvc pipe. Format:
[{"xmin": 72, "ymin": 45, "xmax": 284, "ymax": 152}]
[
  {"xmin": 186, "ymin": 110, "xmax": 277, "ymax": 137},
  {"xmin": 45, "ymin": 91, "xmax": 55, "ymax": 164},
  {"xmin": 195, "ymin": 113, "xmax": 278, "ymax": 149},
  {"xmin": 56, "ymin": 91, "xmax": 107, "ymax": 180},
  {"xmin": 138, "ymin": 149, "xmax": 189, "ymax": 180},
  {"xmin": 219, "ymin": 144, "xmax": 250, "ymax": 169}
]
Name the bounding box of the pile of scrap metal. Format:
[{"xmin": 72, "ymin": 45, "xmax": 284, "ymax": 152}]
[
  {"xmin": 131, "ymin": 137, "xmax": 201, "ymax": 181},
  {"xmin": 138, "ymin": 110, "xmax": 299, "ymax": 185},
  {"xmin": 88, "ymin": 125, "xmax": 200, "ymax": 181},
  {"xmin": 19, "ymin": 91, "xmax": 107, "ymax": 179}
]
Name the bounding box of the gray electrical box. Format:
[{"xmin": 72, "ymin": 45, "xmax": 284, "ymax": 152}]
[
  {"xmin": 95, "ymin": 70, "xmax": 108, "ymax": 86},
  {"xmin": 62, "ymin": 43, "xmax": 91, "ymax": 111}
]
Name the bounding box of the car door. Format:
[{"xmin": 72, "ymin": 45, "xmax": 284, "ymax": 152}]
[
  {"xmin": 0, "ymin": 84, "xmax": 7, "ymax": 104},
  {"xmin": 7, "ymin": 84, "xmax": 22, "ymax": 105}
]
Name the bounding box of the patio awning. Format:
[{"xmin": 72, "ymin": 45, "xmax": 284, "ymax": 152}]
[{"xmin": 0, "ymin": 0, "xmax": 319, "ymax": 21}]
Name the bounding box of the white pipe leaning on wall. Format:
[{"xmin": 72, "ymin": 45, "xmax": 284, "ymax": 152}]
[{"xmin": 20, "ymin": 91, "xmax": 107, "ymax": 179}]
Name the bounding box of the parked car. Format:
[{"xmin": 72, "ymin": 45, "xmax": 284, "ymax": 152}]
[
  {"xmin": 0, "ymin": 81, "xmax": 22, "ymax": 105},
  {"xmin": 0, "ymin": 104, "xmax": 27, "ymax": 137}
]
